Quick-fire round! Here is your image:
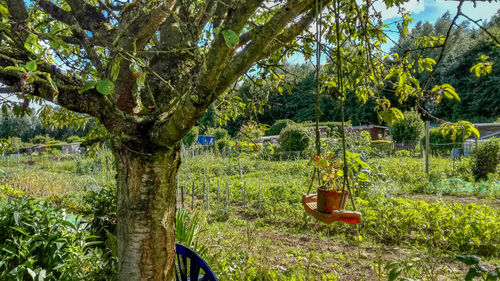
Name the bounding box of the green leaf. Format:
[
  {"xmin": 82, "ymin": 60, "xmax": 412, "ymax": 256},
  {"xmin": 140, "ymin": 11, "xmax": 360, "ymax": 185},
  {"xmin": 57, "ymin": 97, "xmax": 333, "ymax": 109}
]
[
  {"xmin": 27, "ymin": 268, "xmax": 36, "ymax": 279},
  {"xmin": 0, "ymin": 4, "xmax": 10, "ymax": 17},
  {"xmin": 79, "ymin": 81, "xmax": 97, "ymax": 94},
  {"xmin": 47, "ymin": 77, "xmax": 58, "ymax": 94},
  {"xmin": 3, "ymin": 66, "xmax": 26, "ymax": 72},
  {"xmin": 214, "ymin": 26, "xmax": 222, "ymax": 35},
  {"xmin": 25, "ymin": 60, "xmax": 37, "ymax": 72},
  {"xmin": 358, "ymin": 172, "xmax": 369, "ymax": 181},
  {"xmin": 96, "ymin": 80, "xmax": 114, "ymax": 95},
  {"xmin": 38, "ymin": 269, "xmax": 46, "ymax": 281},
  {"xmin": 221, "ymin": 30, "xmax": 239, "ymax": 48},
  {"xmin": 10, "ymin": 226, "xmax": 28, "ymax": 236},
  {"xmin": 136, "ymin": 72, "xmax": 147, "ymax": 89},
  {"xmin": 457, "ymin": 255, "xmax": 481, "ymax": 266},
  {"xmin": 129, "ymin": 61, "xmax": 142, "ymax": 77},
  {"xmin": 13, "ymin": 211, "xmax": 20, "ymax": 225},
  {"xmin": 110, "ymin": 58, "xmax": 122, "ymax": 81}
]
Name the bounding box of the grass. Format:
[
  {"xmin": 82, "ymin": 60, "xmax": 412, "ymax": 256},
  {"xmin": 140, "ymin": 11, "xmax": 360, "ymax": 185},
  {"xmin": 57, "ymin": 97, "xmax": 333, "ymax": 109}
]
[{"xmin": 0, "ymin": 151, "xmax": 499, "ymax": 280}]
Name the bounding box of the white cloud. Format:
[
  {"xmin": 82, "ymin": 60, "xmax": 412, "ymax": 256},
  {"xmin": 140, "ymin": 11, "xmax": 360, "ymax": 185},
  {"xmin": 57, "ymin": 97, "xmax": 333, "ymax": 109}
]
[{"xmin": 374, "ymin": 0, "xmax": 426, "ymax": 20}]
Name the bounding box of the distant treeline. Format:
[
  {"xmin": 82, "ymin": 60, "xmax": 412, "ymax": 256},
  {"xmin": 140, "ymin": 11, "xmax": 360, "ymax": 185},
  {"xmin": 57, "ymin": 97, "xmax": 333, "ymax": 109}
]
[
  {"xmin": 221, "ymin": 12, "xmax": 499, "ymax": 135},
  {"xmin": 0, "ymin": 111, "xmax": 90, "ymax": 142}
]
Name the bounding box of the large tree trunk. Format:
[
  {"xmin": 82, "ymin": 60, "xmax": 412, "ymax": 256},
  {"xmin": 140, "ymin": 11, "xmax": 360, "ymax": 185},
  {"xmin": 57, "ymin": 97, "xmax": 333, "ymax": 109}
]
[{"xmin": 112, "ymin": 142, "xmax": 180, "ymax": 281}]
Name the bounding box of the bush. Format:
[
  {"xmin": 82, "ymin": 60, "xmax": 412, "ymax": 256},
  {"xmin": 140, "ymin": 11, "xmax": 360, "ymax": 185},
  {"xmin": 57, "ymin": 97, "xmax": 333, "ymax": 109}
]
[
  {"xmin": 0, "ymin": 199, "xmax": 116, "ymax": 280},
  {"xmin": 422, "ymin": 128, "xmax": 465, "ymax": 155},
  {"xmin": 30, "ymin": 134, "xmax": 55, "ymax": 144},
  {"xmin": 472, "ymin": 138, "xmax": 500, "ymax": 180},
  {"xmin": 183, "ymin": 126, "xmax": 199, "ymax": 146},
  {"xmin": 238, "ymin": 121, "xmax": 263, "ymax": 142},
  {"xmin": 66, "ymin": 136, "xmax": 83, "ymax": 143},
  {"xmin": 205, "ymin": 127, "xmax": 229, "ymax": 141},
  {"xmin": 279, "ymin": 125, "xmax": 310, "ymax": 152},
  {"xmin": 215, "ymin": 138, "xmax": 231, "ymax": 152},
  {"xmin": 265, "ymin": 119, "xmax": 296, "ymax": 136},
  {"xmin": 391, "ymin": 110, "xmax": 424, "ymax": 143},
  {"xmin": 371, "ymin": 140, "xmax": 393, "ymax": 155}
]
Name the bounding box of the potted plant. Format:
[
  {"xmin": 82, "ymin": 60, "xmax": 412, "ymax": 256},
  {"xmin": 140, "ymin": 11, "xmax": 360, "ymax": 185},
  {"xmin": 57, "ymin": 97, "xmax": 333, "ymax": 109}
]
[{"xmin": 308, "ymin": 152, "xmax": 370, "ymax": 214}]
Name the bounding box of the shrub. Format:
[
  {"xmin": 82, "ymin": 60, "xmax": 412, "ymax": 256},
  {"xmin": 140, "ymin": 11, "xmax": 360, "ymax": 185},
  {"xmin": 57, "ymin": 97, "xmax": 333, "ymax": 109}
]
[
  {"xmin": 215, "ymin": 138, "xmax": 229, "ymax": 151},
  {"xmin": 0, "ymin": 199, "xmax": 116, "ymax": 280},
  {"xmin": 238, "ymin": 121, "xmax": 263, "ymax": 142},
  {"xmin": 279, "ymin": 125, "xmax": 310, "ymax": 152},
  {"xmin": 391, "ymin": 110, "xmax": 424, "ymax": 144},
  {"xmin": 183, "ymin": 126, "xmax": 199, "ymax": 146},
  {"xmin": 265, "ymin": 119, "xmax": 296, "ymax": 136},
  {"xmin": 472, "ymin": 137, "xmax": 500, "ymax": 180},
  {"xmin": 205, "ymin": 127, "xmax": 229, "ymax": 141},
  {"xmin": 371, "ymin": 140, "xmax": 393, "ymax": 155},
  {"xmin": 422, "ymin": 128, "xmax": 465, "ymax": 155},
  {"xmin": 30, "ymin": 134, "xmax": 55, "ymax": 144},
  {"xmin": 66, "ymin": 136, "xmax": 84, "ymax": 143},
  {"xmin": 79, "ymin": 184, "xmax": 117, "ymax": 240},
  {"xmin": 395, "ymin": 150, "xmax": 410, "ymax": 157}
]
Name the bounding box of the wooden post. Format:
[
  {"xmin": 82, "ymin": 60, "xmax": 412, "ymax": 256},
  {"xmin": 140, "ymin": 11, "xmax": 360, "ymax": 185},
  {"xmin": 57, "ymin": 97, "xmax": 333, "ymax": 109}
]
[
  {"xmin": 191, "ymin": 182, "xmax": 195, "ymax": 209},
  {"xmin": 425, "ymin": 121, "xmax": 430, "ymax": 176},
  {"xmin": 205, "ymin": 180, "xmax": 209, "ymax": 210},
  {"xmin": 243, "ymin": 181, "xmax": 246, "ymax": 209},
  {"xmin": 176, "ymin": 174, "xmax": 179, "ymax": 207},
  {"xmin": 258, "ymin": 179, "xmax": 262, "ymax": 208},
  {"xmin": 225, "ymin": 181, "xmax": 229, "ymax": 207},
  {"xmin": 181, "ymin": 181, "xmax": 185, "ymax": 208},
  {"xmin": 217, "ymin": 178, "xmax": 220, "ymax": 202}
]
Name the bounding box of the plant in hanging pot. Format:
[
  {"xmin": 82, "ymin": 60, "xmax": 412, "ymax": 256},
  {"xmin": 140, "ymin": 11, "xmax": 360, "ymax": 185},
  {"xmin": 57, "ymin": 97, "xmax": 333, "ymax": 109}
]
[{"xmin": 308, "ymin": 152, "xmax": 370, "ymax": 214}]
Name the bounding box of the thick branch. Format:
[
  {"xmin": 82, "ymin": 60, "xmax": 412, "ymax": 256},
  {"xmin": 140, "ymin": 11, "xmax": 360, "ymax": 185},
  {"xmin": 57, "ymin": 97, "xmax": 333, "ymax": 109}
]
[
  {"xmin": 213, "ymin": 0, "xmax": 325, "ymax": 95},
  {"xmin": 198, "ymin": 0, "xmax": 263, "ymax": 93},
  {"xmin": 114, "ymin": 2, "xmax": 176, "ymax": 114},
  {"xmin": 0, "ymin": 60, "xmax": 112, "ymax": 120}
]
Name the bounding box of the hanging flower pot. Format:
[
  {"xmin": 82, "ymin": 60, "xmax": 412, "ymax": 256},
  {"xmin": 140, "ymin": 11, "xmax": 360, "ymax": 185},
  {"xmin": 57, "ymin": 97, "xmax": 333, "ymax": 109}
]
[{"xmin": 317, "ymin": 187, "xmax": 349, "ymax": 213}]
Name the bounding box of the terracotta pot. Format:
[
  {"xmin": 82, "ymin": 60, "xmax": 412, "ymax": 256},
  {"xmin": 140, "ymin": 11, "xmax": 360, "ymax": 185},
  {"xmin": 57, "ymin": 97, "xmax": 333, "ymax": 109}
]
[{"xmin": 317, "ymin": 187, "xmax": 349, "ymax": 213}]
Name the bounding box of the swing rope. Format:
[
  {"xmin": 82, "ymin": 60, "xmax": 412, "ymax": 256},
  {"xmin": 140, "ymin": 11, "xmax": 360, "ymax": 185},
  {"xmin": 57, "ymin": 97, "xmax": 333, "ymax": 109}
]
[
  {"xmin": 307, "ymin": 0, "xmax": 322, "ymax": 195},
  {"xmin": 335, "ymin": 0, "xmax": 356, "ymax": 211}
]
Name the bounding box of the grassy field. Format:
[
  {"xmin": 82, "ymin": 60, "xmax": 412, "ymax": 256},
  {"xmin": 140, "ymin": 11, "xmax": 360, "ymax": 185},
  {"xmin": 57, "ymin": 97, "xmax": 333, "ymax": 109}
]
[{"xmin": 0, "ymin": 151, "xmax": 499, "ymax": 280}]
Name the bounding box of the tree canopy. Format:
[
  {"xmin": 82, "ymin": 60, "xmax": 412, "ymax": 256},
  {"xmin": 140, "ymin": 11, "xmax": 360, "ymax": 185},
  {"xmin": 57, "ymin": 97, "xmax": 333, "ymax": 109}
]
[{"xmin": 0, "ymin": 0, "xmax": 495, "ymax": 280}]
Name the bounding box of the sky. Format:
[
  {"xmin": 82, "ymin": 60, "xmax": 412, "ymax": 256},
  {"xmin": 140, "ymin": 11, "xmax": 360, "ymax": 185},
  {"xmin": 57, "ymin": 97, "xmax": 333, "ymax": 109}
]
[{"xmin": 287, "ymin": 0, "xmax": 500, "ymax": 64}]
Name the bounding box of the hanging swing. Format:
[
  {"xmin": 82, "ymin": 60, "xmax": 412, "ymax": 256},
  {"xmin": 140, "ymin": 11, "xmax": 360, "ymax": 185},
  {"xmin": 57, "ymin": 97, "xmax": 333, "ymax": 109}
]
[{"xmin": 302, "ymin": 0, "xmax": 361, "ymax": 225}]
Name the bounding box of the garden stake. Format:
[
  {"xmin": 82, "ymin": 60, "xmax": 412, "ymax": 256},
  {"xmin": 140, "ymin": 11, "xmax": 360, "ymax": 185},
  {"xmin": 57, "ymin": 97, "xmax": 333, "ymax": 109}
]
[
  {"xmin": 226, "ymin": 181, "xmax": 229, "ymax": 207},
  {"xmin": 191, "ymin": 181, "xmax": 195, "ymax": 209}
]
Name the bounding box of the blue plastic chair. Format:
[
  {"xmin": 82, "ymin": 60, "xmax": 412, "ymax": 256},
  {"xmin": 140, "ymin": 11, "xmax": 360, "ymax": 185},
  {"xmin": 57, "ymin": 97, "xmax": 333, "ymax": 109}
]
[{"xmin": 175, "ymin": 243, "xmax": 218, "ymax": 281}]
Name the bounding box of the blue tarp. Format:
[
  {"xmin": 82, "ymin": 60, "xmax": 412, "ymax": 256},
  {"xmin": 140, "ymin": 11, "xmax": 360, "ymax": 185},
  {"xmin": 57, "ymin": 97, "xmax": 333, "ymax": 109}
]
[{"xmin": 196, "ymin": 135, "xmax": 215, "ymax": 146}]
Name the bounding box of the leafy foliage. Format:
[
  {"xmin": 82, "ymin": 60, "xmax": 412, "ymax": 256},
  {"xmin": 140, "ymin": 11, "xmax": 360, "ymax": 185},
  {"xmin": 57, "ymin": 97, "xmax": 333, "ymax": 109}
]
[
  {"xmin": 391, "ymin": 110, "xmax": 424, "ymax": 143},
  {"xmin": 183, "ymin": 126, "xmax": 199, "ymax": 147},
  {"xmin": 0, "ymin": 199, "xmax": 115, "ymax": 280},
  {"xmin": 265, "ymin": 119, "xmax": 296, "ymax": 136},
  {"xmin": 278, "ymin": 125, "xmax": 310, "ymax": 152},
  {"xmin": 472, "ymin": 138, "xmax": 500, "ymax": 181}
]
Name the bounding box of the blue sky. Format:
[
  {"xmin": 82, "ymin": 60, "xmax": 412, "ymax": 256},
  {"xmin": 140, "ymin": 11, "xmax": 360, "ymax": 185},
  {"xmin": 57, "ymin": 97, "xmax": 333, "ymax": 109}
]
[{"xmin": 288, "ymin": 0, "xmax": 500, "ymax": 64}]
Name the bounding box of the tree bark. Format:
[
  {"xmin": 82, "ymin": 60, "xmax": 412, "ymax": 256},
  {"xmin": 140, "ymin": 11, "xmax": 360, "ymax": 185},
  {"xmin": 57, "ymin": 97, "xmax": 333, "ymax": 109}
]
[{"xmin": 112, "ymin": 142, "xmax": 180, "ymax": 281}]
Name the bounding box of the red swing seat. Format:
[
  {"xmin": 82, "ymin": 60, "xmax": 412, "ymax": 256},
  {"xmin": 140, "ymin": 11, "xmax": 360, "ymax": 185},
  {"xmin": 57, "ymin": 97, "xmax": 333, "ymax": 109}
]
[{"xmin": 302, "ymin": 194, "xmax": 362, "ymax": 224}]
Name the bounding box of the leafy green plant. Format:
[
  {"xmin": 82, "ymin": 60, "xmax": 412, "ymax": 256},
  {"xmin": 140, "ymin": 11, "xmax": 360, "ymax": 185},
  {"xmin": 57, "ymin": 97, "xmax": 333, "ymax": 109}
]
[
  {"xmin": 0, "ymin": 199, "xmax": 115, "ymax": 280},
  {"xmin": 457, "ymin": 255, "xmax": 499, "ymax": 281},
  {"xmin": 175, "ymin": 208, "xmax": 208, "ymax": 257},
  {"xmin": 206, "ymin": 127, "xmax": 229, "ymax": 141},
  {"xmin": 472, "ymin": 138, "xmax": 499, "ymax": 181},
  {"xmin": 265, "ymin": 119, "xmax": 296, "ymax": 136},
  {"xmin": 391, "ymin": 109, "xmax": 424, "ymax": 144},
  {"xmin": 279, "ymin": 125, "xmax": 310, "ymax": 152}
]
